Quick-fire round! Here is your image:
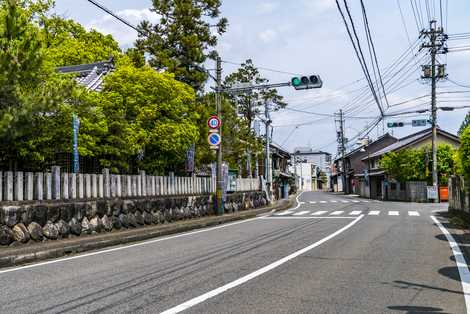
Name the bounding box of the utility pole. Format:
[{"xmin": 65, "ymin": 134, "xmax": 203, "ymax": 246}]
[
  {"xmin": 264, "ymin": 101, "xmax": 272, "ymax": 202},
  {"xmin": 215, "ymin": 57, "xmax": 224, "ymax": 214},
  {"xmin": 336, "ymin": 110, "xmax": 347, "ymax": 194},
  {"xmin": 421, "ymin": 19, "xmax": 447, "ymax": 203}
]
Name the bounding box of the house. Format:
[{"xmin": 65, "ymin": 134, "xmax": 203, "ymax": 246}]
[
  {"xmin": 56, "ymin": 57, "xmax": 115, "ymax": 91},
  {"xmin": 270, "ymin": 143, "xmax": 292, "ymax": 199},
  {"xmin": 361, "ymin": 127, "xmax": 460, "ymax": 201},
  {"xmin": 291, "ymin": 149, "xmax": 332, "ymax": 191},
  {"xmin": 331, "ymin": 133, "xmax": 398, "ymax": 194}
]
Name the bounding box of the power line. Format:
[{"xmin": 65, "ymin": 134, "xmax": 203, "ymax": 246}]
[
  {"xmin": 446, "ymin": 79, "xmax": 470, "ymax": 89},
  {"xmin": 397, "ymin": 0, "xmax": 413, "ymax": 46},
  {"xmin": 220, "ymin": 60, "xmax": 301, "ymax": 76}
]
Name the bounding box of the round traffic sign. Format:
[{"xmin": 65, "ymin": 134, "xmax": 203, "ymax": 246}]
[
  {"xmin": 207, "ymin": 115, "xmax": 221, "ymax": 129},
  {"xmin": 208, "ymin": 132, "xmax": 221, "ymax": 146}
]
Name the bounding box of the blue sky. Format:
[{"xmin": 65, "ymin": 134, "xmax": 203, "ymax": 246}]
[{"xmin": 53, "ymin": 0, "xmax": 470, "ymax": 155}]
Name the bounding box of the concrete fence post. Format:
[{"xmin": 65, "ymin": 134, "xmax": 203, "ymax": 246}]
[
  {"xmin": 117, "ymin": 175, "xmax": 122, "ymax": 197},
  {"xmin": 45, "ymin": 173, "xmax": 52, "ymax": 200},
  {"xmin": 15, "ymin": 171, "xmax": 24, "ymax": 201},
  {"xmin": 61, "ymin": 173, "xmax": 69, "ymax": 200},
  {"xmin": 151, "ymin": 176, "xmax": 156, "ymax": 196},
  {"xmin": 34, "ymin": 173, "xmax": 44, "ymax": 201},
  {"xmin": 4, "ymin": 171, "xmax": 13, "ymax": 201},
  {"xmin": 146, "ymin": 176, "xmax": 151, "ymax": 196},
  {"xmin": 98, "ymin": 174, "xmax": 104, "ymax": 198},
  {"xmin": 110, "ymin": 174, "xmax": 116, "ymax": 198},
  {"xmin": 51, "ymin": 166, "xmax": 61, "ymax": 200},
  {"xmin": 140, "ymin": 171, "xmax": 146, "ymax": 197},
  {"xmin": 162, "ymin": 176, "xmax": 167, "ymax": 195},
  {"xmin": 85, "ymin": 174, "xmax": 92, "ymax": 199},
  {"xmin": 25, "ymin": 172, "xmax": 34, "ymax": 201},
  {"xmin": 91, "ymin": 174, "xmax": 98, "ymax": 198},
  {"xmin": 126, "ymin": 175, "xmax": 132, "ymax": 197},
  {"xmin": 78, "ymin": 174, "xmax": 84, "ymax": 199},
  {"xmin": 103, "ymin": 168, "xmax": 110, "ymax": 198},
  {"xmin": 69, "ymin": 173, "xmax": 77, "ymax": 199}
]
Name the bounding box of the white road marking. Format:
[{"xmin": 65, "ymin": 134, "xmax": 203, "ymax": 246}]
[
  {"xmin": 309, "ymin": 201, "xmax": 317, "ymax": 204},
  {"xmin": 320, "ymin": 201, "xmax": 327, "ymax": 204},
  {"xmin": 349, "ymin": 211, "xmax": 362, "ymax": 216},
  {"xmin": 368, "ymin": 210, "xmax": 380, "ymax": 215},
  {"xmin": 431, "ymin": 216, "xmax": 470, "ymax": 313},
  {"xmin": 330, "ymin": 211, "xmax": 344, "ymax": 215},
  {"xmin": 388, "ymin": 211, "xmax": 399, "ymax": 216},
  {"xmin": 341, "ymin": 200, "xmax": 349, "ymax": 203},
  {"xmin": 352, "ymin": 200, "xmax": 360, "ymax": 203},
  {"xmin": 298, "ymin": 202, "xmax": 306, "ymax": 205},
  {"xmin": 311, "ymin": 210, "xmax": 328, "ymax": 216},
  {"xmin": 362, "ymin": 200, "xmax": 369, "ymax": 203},
  {"xmin": 292, "ymin": 191, "xmax": 305, "ymax": 210},
  {"xmin": 274, "ymin": 211, "xmax": 293, "ymax": 216},
  {"xmin": 261, "ymin": 216, "xmax": 356, "ymax": 220},
  {"xmin": 330, "ymin": 200, "xmax": 338, "ymax": 203},
  {"xmin": 408, "ymin": 211, "xmax": 420, "ymax": 216},
  {"xmin": 161, "ymin": 215, "xmax": 364, "ymax": 314},
  {"xmin": 293, "ymin": 210, "xmax": 310, "ymax": 216}
]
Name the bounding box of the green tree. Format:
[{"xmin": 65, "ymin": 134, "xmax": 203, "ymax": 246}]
[
  {"xmin": 458, "ymin": 126, "xmax": 470, "ymax": 186},
  {"xmin": 224, "ymin": 59, "xmax": 287, "ymax": 129},
  {"xmin": 136, "ymin": 0, "xmax": 228, "ymax": 90},
  {"xmin": 459, "ymin": 111, "xmax": 470, "ymax": 135}
]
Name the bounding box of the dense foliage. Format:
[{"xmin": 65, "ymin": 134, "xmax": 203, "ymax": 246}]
[{"xmin": 380, "ymin": 144, "xmax": 456, "ymax": 185}]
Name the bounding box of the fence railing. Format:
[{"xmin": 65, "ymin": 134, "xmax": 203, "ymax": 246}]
[
  {"xmin": 234, "ymin": 178, "xmax": 260, "ymax": 192},
  {"xmin": 0, "ymin": 167, "xmax": 217, "ymax": 202}
]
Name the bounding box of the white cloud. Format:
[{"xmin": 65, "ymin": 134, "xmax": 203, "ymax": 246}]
[
  {"xmin": 302, "ymin": 0, "xmax": 335, "ymax": 14},
  {"xmin": 87, "ymin": 8, "xmax": 160, "ymax": 48},
  {"xmin": 258, "ymin": 29, "xmax": 278, "ymax": 43},
  {"xmin": 256, "ymin": 2, "xmax": 279, "ymax": 14}
]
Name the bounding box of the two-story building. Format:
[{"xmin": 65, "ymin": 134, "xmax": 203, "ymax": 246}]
[{"xmin": 292, "ymin": 148, "xmax": 332, "ymax": 191}]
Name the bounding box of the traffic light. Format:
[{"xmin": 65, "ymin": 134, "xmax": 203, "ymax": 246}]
[
  {"xmin": 387, "ymin": 122, "xmax": 405, "ymax": 128},
  {"xmin": 291, "ymin": 75, "xmax": 323, "ymax": 90}
]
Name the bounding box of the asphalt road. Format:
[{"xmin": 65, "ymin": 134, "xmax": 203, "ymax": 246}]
[{"xmin": 0, "ymin": 191, "xmax": 466, "ymax": 314}]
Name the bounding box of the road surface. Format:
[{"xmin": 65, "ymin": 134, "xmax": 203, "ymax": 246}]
[{"xmin": 0, "ymin": 191, "xmax": 466, "ymax": 314}]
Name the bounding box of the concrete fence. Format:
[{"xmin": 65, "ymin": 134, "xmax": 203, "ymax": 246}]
[
  {"xmin": 449, "ymin": 176, "xmax": 469, "ymax": 213},
  {"xmin": 0, "ymin": 168, "xmax": 262, "ymax": 203}
]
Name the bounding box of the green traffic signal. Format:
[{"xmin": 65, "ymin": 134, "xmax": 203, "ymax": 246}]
[{"xmin": 291, "ymin": 77, "xmax": 301, "ymax": 87}]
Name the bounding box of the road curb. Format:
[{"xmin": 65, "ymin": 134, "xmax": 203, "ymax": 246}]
[{"xmin": 0, "ymin": 196, "xmax": 295, "ymax": 269}]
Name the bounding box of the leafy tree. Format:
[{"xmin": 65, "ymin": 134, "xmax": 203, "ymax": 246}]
[
  {"xmin": 458, "ymin": 126, "xmax": 470, "ymax": 186},
  {"xmin": 224, "ymin": 59, "xmax": 287, "ymax": 129},
  {"xmin": 459, "ymin": 111, "xmax": 470, "ymax": 135},
  {"xmin": 136, "ymin": 0, "xmax": 228, "ymax": 90}
]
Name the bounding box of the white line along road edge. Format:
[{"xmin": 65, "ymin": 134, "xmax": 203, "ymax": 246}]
[
  {"xmin": 160, "ymin": 214, "xmax": 364, "ymax": 314},
  {"xmin": 431, "ymin": 216, "xmax": 470, "ymax": 313}
]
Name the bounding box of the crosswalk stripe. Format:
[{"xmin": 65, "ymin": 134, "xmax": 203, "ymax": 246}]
[
  {"xmin": 388, "ymin": 211, "xmax": 399, "ymax": 216},
  {"xmin": 311, "ymin": 210, "xmax": 328, "ymax": 216},
  {"xmin": 408, "ymin": 211, "xmax": 420, "ymax": 216},
  {"xmin": 293, "ymin": 211, "xmax": 310, "ymax": 216},
  {"xmin": 320, "ymin": 201, "xmax": 327, "ymax": 203},
  {"xmin": 362, "ymin": 200, "xmax": 369, "ymax": 203},
  {"xmin": 330, "ymin": 200, "xmax": 338, "ymax": 203},
  {"xmin": 352, "ymin": 200, "xmax": 360, "ymax": 203},
  {"xmin": 368, "ymin": 210, "xmax": 380, "ymax": 215},
  {"xmin": 330, "ymin": 211, "xmax": 344, "ymax": 215},
  {"xmin": 341, "ymin": 200, "xmax": 349, "ymax": 203},
  {"xmin": 275, "ymin": 211, "xmax": 293, "ymax": 216},
  {"xmin": 309, "ymin": 201, "xmax": 317, "ymax": 204},
  {"xmin": 349, "ymin": 211, "xmax": 362, "ymax": 215}
]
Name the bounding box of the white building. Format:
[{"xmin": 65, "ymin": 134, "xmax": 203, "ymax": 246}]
[{"xmin": 291, "ymin": 148, "xmax": 332, "ymax": 191}]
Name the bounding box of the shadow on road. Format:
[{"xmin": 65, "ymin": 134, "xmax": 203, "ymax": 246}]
[
  {"xmin": 438, "ymin": 266, "xmax": 462, "ymax": 282},
  {"xmin": 387, "ymin": 305, "xmax": 448, "ymax": 313},
  {"xmin": 389, "ymin": 280, "xmax": 463, "ymax": 295}
]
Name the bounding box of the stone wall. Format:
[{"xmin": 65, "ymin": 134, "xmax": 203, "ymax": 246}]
[{"xmin": 0, "ymin": 191, "xmax": 267, "ymax": 246}]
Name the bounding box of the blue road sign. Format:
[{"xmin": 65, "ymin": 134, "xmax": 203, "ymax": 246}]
[{"xmin": 208, "ymin": 132, "xmax": 221, "ymax": 146}]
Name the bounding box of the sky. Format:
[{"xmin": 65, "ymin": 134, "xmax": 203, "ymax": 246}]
[{"xmin": 53, "ymin": 0, "xmax": 470, "ymax": 157}]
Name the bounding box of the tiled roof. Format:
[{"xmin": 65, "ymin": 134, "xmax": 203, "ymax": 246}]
[
  {"xmin": 56, "ymin": 58, "xmax": 114, "ymax": 92},
  {"xmin": 365, "ymin": 127, "xmax": 460, "ymax": 159}
]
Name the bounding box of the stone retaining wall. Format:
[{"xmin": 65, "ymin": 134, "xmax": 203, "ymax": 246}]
[{"xmin": 0, "ymin": 191, "xmax": 267, "ymax": 246}]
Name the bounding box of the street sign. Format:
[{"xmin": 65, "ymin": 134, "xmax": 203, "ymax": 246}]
[
  {"xmin": 207, "ymin": 115, "xmax": 221, "ymax": 129},
  {"xmin": 185, "ymin": 144, "xmax": 195, "ymax": 173},
  {"xmin": 412, "ymin": 119, "xmax": 428, "ymax": 127},
  {"xmin": 208, "ymin": 132, "xmax": 221, "ymax": 146},
  {"xmin": 427, "ymin": 186, "xmax": 438, "ymax": 199}
]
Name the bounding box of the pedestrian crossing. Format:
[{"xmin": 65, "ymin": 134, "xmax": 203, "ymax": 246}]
[
  {"xmin": 303, "ymin": 199, "xmax": 378, "ymax": 205},
  {"xmin": 273, "ymin": 209, "xmax": 421, "ymax": 217}
]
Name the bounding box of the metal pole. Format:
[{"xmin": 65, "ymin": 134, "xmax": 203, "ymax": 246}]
[
  {"xmin": 430, "ymin": 20, "xmax": 439, "ymax": 203},
  {"xmin": 264, "ymin": 101, "xmax": 272, "ymax": 201},
  {"xmin": 215, "ymin": 57, "xmax": 224, "ymax": 214}
]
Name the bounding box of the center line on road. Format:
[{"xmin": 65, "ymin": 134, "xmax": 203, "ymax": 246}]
[
  {"xmin": 431, "ymin": 216, "xmax": 470, "ymax": 313},
  {"xmin": 311, "ymin": 211, "xmax": 328, "ymax": 216},
  {"xmin": 349, "ymin": 211, "xmax": 362, "ymax": 215},
  {"xmin": 330, "ymin": 211, "xmax": 344, "ymax": 215},
  {"xmin": 388, "ymin": 211, "xmax": 399, "ymax": 216},
  {"xmin": 368, "ymin": 210, "xmax": 380, "ymax": 215},
  {"xmin": 408, "ymin": 211, "xmax": 420, "ymax": 216},
  {"xmin": 293, "ymin": 211, "xmax": 310, "ymax": 216},
  {"xmin": 161, "ymin": 215, "xmax": 364, "ymax": 314}
]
